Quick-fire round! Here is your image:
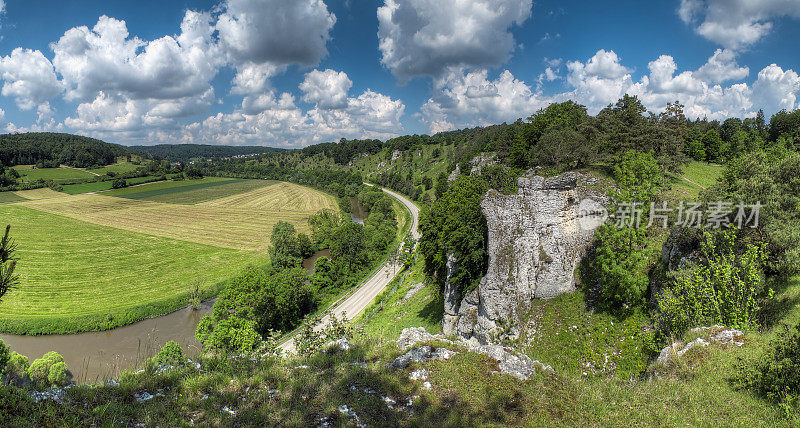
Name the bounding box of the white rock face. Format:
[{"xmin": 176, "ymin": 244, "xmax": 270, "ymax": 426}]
[{"xmin": 444, "ymin": 171, "xmax": 608, "ymax": 343}]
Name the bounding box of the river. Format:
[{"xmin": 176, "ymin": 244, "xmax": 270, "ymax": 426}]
[{"xmin": 0, "ymin": 198, "xmax": 368, "ymax": 383}]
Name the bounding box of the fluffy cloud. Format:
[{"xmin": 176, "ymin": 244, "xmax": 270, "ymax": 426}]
[
  {"xmin": 679, "ymin": 0, "xmax": 800, "ymax": 49},
  {"xmin": 230, "ymin": 62, "xmax": 284, "ymax": 95},
  {"xmin": 694, "ymin": 49, "xmax": 749, "ymax": 83},
  {"xmin": 52, "ymin": 12, "xmax": 223, "ymax": 134},
  {"xmin": 300, "ymin": 69, "xmax": 353, "ymax": 109},
  {"xmin": 180, "ymin": 70, "xmax": 405, "ymax": 146},
  {"xmin": 377, "ymin": 0, "xmax": 532, "ymax": 81},
  {"xmin": 421, "ymin": 68, "xmax": 549, "ymax": 133},
  {"xmin": 0, "ymin": 48, "xmax": 62, "ymax": 111},
  {"xmin": 752, "ymin": 64, "xmax": 800, "ymax": 113},
  {"xmin": 562, "ymin": 49, "xmax": 634, "ymax": 112},
  {"xmin": 216, "ymin": 0, "xmax": 335, "ymax": 66},
  {"xmin": 52, "ymin": 12, "xmax": 221, "ymax": 103},
  {"xmin": 421, "ymin": 48, "xmax": 800, "ymax": 134}
]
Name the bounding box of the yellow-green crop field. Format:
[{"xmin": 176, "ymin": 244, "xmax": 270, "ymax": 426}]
[{"xmin": 0, "ymin": 179, "xmax": 338, "ymax": 334}]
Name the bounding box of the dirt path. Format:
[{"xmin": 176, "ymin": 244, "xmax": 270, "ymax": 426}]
[
  {"xmin": 681, "ymin": 176, "xmax": 707, "ymax": 190},
  {"xmin": 279, "ymin": 187, "xmax": 420, "ymax": 354}
]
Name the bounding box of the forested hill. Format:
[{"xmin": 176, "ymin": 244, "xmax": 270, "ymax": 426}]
[
  {"xmin": 0, "ymin": 132, "xmax": 130, "ymax": 168},
  {"xmin": 131, "ymin": 144, "xmax": 285, "ymax": 163}
]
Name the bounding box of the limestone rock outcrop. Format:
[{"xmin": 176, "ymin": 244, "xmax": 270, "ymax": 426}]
[{"xmin": 443, "ymin": 171, "xmax": 609, "ymax": 343}]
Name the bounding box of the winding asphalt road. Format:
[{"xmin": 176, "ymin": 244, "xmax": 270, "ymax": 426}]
[{"xmin": 279, "ymin": 186, "xmax": 420, "ymax": 354}]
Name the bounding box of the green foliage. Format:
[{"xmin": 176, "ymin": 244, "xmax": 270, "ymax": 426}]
[
  {"xmin": 659, "ymin": 230, "xmax": 766, "ymax": 334},
  {"xmin": 269, "ymin": 221, "xmax": 302, "ymax": 269},
  {"xmin": 736, "ymin": 321, "xmax": 800, "ymax": 412},
  {"xmin": 419, "ymin": 175, "xmax": 488, "ymax": 297},
  {"xmin": 0, "ymin": 132, "xmax": 128, "ymax": 168},
  {"xmin": 47, "ymin": 362, "xmax": 68, "ymax": 387},
  {"xmin": 198, "ymin": 316, "xmax": 263, "ymax": 354},
  {"xmin": 111, "ymin": 178, "xmax": 127, "ymax": 189},
  {"xmin": 613, "ymin": 150, "xmax": 662, "ymax": 203},
  {"xmin": 0, "ymin": 339, "xmax": 8, "ymax": 376},
  {"xmin": 294, "ymin": 312, "xmax": 355, "ymax": 356},
  {"xmin": 702, "ymin": 130, "xmax": 726, "ymax": 162},
  {"xmin": 212, "ymin": 266, "xmax": 316, "ymax": 335},
  {"xmin": 707, "ymin": 150, "xmax": 800, "ymax": 275},
  {"xmin": 27, "ymin": 352, "xmax": 66, "ymax": 387},
  {"xmin": 131, "ymin": 143, "xmax": 281, "ymax": 163},
  {"xmin": 184, "ymin": 166, "xmax": 204, "ymax": 180},
  {"xmin": 5, "ymin": 352, "xmax": 28, "ymax": 380},
  {"xmin": 153, "ymin": 341, "xmax": 186, "ymax": 367},
  {"xmin": 0, "ymin": 225, "xmax": 18, "ymax": 302},
  {"xmin": 589, "ymin": 225, "xmax": 653, "ymax": 310}
]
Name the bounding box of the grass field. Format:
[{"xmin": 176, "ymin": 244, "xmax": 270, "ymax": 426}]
[
  {"xmin": 18, "ymin": 194, "xmax": 316, "ymax": 252},
  {"xmin": 681, "ymin": 161, "xmax": 724, "ymax": 189},
  {"xmin": 200, "ymin": 181, "xmax": 338, "ymax": 212},
  {"xmin": 60, "ymin": 175, "xmax": 177, "ymax": 195},
  {"xmin": 0, "ymin": 192, "xmax": 26, "ymax": 204},
  {"xmin": 138, "ymin": 179, "xmax": 277, "ymax": 204},
  {"xmin": 0, "ymin": 180, "xmax": 338, "ymax": 334},
  {"xmin": 0, "ymin": 205, "xmax": 268, "ymax": 334},
  {"xmin": 88, "ymin": 161, "xmax": 141, "ymax": 175},
  {"xmin": 664, "ymin": 161, "xmax": 725, "ymax": 200},
  {"xmin": 100, "ymin": 177, "xmax": 235, "ymax": 198},
  {"xmin": 12, "ymin": 165, "xmax": 97, "ymax": 182},
  {"xmin": 11, "ymin": 188, "xmax": 66, "ymax": 200}
]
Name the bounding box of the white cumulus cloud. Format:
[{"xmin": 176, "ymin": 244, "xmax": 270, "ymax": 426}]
[
  {"xmin": 0, "ymin": 48, "xmax": 62, "ymax": 111},
  {"xmin": 300, "ymin": 69, "xmax": 353, "ymax": 110},
  {"xmin": 679, "ymin": 0, "xmax": 800, "ymax": 49},
  {"xmin": 377, "ymin": 0, "xmax": 532, "ymax": 81}
]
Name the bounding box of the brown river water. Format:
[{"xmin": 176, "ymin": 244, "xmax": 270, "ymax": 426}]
[{"xmin": 0, "ymin": 199, "xmax": 368, "ymax": 383}]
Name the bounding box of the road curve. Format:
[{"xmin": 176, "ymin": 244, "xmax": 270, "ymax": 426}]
[{"xmin": 279, "ymin": 186, "xmax": 420, "ymax": 354}]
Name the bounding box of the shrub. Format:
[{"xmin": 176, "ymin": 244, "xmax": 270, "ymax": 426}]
[
  {"xmin": 153, "ymin": 341, "xmax": 185, "ymax": 367},
  {"xmin": 658, "ymin": 230, "xmax": 766, "ymax": 334},
  {"xmin": 736, "ymin": 322, "xmax": 800, "ymax": 411},
  {"xmin": 111, "ymin": 178, "xmax": 127, "ymax": 189},
  {"xmin": 588, "ymin": 225, "xmax": 652, "ymax": 311},
  {"xmin": 27, "ymin": 351, "xmax": 65, "ymax": 386},
  {"xmin": 5, "ymin": 352, "xmax": 28, "ymax": 380},
  {"xmin": 47, "ymin": 362, "xmax": 68, "ymax": 386},
  {"xmin": 0, "ymin": 339, "xmax": 8, "ymax": 376},
  {"xmin": 199, "ymin": 317, "xmax": 262, "ymax": 354}
]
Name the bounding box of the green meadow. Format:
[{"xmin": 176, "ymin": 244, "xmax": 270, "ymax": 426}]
[{"xmin": 0, "ymin": 204, "xmax": 268, "ymax": 334}]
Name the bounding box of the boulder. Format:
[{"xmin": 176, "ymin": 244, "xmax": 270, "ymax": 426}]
[{"xmin": 444, "ymin": 171, "xmax": 609, "ymax": 343}]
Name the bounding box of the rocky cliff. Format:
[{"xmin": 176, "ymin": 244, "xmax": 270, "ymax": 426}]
[{"xmin": 443, "ymin": 171, "xmax": 609, "ymax": 343}]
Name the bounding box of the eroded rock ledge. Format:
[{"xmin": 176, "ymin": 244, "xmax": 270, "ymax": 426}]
[{"xmin": 444, "ymin": 171, "xmax": 609, "ymax": 344}]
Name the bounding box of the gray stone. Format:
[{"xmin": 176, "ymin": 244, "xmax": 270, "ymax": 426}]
[
  {"xmin": 391, "ymin": 345, "xmax": 457, "ymax": 369},
  {"xmin": 394, "ymin": 327, "xmax": 551, "ymax": 380},
  {"xmin": 325, "ymin": 338, "xmax": 351, "ymax": 352},
  {"xmin": 444, "ymin": 171, "xmax": 608, "ymax": 343},
  {"xmin": 396, "ymin": 327, "xmax": 440, "ymax": 351},
  {"xmin": 409, "ymin": 368, "xmax": 429, "ymax": 381}
]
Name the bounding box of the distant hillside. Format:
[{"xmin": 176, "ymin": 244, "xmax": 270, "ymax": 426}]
[
  {"xmin": 0, "ymin": 132, "xmax": 130, "ymax": 168},
  {"xmin": 131, "ymin": 144, "xmax": 284, "ymax": 163}
]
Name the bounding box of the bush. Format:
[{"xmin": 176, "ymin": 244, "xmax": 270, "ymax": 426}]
[
  {"xmin": 5, "ymin": 352, "xmax": 28, "ymax": 380},
  {"xmin": 658, "ymin": 230, "xmax": 766, "ymax": 334},
  {"xmin": 0, "ymin": 340, "xmax": 8, "ymax": 376},
  {"xmin": 153, "ymin": 341, "xmax": 185, "ymax": 366},
  {"xmin": 736, "ymin": 322, "xmax": 800, "ymax": 411},
  {"xmin": 47, "ymin": 362, "xmax": 68, "ymax": 386},
  {"xmin": 111, "ymin": 178, "xmax": 127, "ymax": 189},
  {"xmin": 27, "ymin": 351, "xmax": 65, "ymax": 386},
  {"xmin": 588, "ymin": 225, "xmax": 653, "ymax": 311},
  {"xmin": 199, "ymin": 317, "xmax": 262, "ymax": 354}
]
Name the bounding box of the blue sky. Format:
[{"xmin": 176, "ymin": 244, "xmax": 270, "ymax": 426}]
[{"xmin": 0, "ymin": 0, "xmax": 798, "ymax": 147}]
